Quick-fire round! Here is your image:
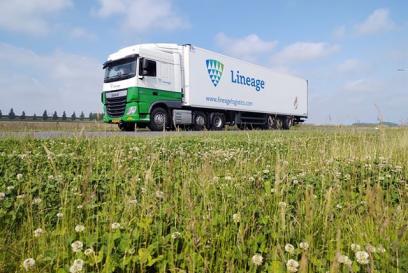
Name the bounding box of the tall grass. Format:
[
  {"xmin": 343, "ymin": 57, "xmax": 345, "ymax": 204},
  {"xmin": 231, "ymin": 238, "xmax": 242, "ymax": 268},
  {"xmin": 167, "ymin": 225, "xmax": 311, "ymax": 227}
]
[{"xmin": 0, "ymin": 128, "xmax": 407, "ymax": 272}]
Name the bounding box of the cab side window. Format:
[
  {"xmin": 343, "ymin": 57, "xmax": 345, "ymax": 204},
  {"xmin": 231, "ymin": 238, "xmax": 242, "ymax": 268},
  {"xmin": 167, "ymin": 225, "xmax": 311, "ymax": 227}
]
[{"xmin": 139, "ymin": 58, "xmax": 157, "ymax": 77}]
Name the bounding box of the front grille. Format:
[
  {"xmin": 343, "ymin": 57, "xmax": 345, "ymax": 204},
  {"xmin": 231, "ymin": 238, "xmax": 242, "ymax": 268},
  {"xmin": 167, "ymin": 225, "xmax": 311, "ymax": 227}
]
[{"xmin": 106, "ymin": 96, "xmax": 127, "ymax": 117}]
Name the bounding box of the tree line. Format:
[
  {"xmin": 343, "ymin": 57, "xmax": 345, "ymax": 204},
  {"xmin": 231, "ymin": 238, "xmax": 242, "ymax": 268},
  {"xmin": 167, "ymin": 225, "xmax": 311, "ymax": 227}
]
[{"xmin": 0, "ymin": 108, "xmax": 104, "ymax": 121}]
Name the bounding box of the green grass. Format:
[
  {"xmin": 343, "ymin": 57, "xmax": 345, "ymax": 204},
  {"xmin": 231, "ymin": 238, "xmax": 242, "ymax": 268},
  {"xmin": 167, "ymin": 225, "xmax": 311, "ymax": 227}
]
[{"xmin": 0, "ymin": 128, "xmax": 407, "ymax": 272}]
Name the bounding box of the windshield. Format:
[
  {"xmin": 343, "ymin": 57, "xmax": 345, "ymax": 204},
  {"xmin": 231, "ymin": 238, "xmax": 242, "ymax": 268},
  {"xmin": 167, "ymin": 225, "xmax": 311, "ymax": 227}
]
[{"xmin": 104, "ymin": 57, "xmax": 137, "ymax": 83}]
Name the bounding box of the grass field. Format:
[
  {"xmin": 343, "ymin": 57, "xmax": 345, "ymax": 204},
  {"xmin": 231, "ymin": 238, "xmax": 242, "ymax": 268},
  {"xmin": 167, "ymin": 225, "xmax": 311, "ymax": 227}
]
[
  {"xmin": 0, "ymin": 121, "xmax": 118, "ymax": 132},
  {"xmin": 0, "ymin": 127, "xmax": 407, "ymax": 272}
]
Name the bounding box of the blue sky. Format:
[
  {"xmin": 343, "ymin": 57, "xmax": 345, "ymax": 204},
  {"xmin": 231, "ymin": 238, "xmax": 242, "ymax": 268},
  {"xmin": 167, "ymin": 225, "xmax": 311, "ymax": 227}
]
[{"xmin": 0, "ymin": 0, "xmax": 407, "ymax": 124}]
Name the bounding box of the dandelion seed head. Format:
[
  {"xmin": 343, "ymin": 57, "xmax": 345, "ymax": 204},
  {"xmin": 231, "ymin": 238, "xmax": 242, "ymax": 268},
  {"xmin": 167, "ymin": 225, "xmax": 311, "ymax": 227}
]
[
  {"xmin": 17, "ymin": 174, "xmax": 23, "ymax": 180},
  {"xmin": 57, "ymin": 212, "xmax": 64, "ymax": 218},
  {"xmin": 299, "ymin": 241, "xmax": 309, "ymax": 251},
  {"xmin": 285, "ymin": 243, "xmax": 295, "ymax": 254},
  {"xmin": 232, "ymin": 213, "xmax": 241, "ymax": 223},
  {"xmin": 22, "ymin": 258, "xmax": 35, "ymax": 271},
  {"xmin": 84, "ymin": 248, "xmax": 94, "ymax": 256},
  {"xmin": 34, "ymin": 228, "xmax": 44, "ymax": 238},
  {"xmin": 351, "ymin": 243, "xmax": 361, "ymax": 252},
  {"xmin": 355, "ymin": 251, "xmax": 370, "ymax": 265},
  {"xmin": 251, "ymin": 253, "xmax": 263, "ymax": 266},
  {"xmin": 286, "ymin": 259, "xmax": 299, "ymax": 272},
  {"xmin": 279, "ymin": 202, "xmax": 287, "ymax": 209},
  {"xmin": 155, "ymin": 190, "xmax": 164, "ymax": 199},
  {"xmin": 171, "ymin": 231, "xmax": 181, "ymax": 240},
  {"xmin": 33, "ymin": 198, "xmax": 42, "ymax": 205},
  {"xmin": 71, "ymin": 240, "xmax": 83, "ymax": 253},
  {"xmin": 69, "ymin": 259, "xmax": 84, "ymax": 273},
  {"xmin": 0, "ymin": 192, "xmax": 5, "ymax": 201},
  {"xmin": 111, "ymin": 222, "xmax": 121, "ymax": 230},
  {"xmin": 75, "ymin": 225, "xmax": 85, "ymax": 233}
]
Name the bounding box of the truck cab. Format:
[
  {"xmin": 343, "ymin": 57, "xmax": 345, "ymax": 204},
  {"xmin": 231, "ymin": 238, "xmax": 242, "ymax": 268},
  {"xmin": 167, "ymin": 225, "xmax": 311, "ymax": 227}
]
[{"xmin": 102, "ymin": 44, "xmax": 182, "ymax": 131}]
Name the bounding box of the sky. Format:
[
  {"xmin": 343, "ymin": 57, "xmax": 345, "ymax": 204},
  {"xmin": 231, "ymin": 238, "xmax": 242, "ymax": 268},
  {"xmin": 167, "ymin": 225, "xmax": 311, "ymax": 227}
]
[{"xmin": 0, "ymin": 0, "xmax": 407, "ymax": 124}]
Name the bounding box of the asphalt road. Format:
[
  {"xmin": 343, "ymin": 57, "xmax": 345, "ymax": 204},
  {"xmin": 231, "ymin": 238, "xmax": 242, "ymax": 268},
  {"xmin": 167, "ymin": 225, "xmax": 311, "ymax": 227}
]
[{"xmin": 0, "ymin": 130, "xmax": 237, "ymax": 139}]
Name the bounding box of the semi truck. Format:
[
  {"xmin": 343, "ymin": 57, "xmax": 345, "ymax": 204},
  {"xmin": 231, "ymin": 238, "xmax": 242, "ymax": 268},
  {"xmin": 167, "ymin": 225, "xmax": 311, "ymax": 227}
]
[{"xmin": 101, "ymin": 43, "xmax": 308, "ymax": 131}]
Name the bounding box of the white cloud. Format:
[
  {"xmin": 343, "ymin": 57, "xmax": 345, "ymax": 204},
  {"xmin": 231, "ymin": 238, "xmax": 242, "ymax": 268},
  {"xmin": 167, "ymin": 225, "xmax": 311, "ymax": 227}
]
[
  {"xmin": 0, "ymin": 0, "xmax": 72, "ymax": 35},
  {"xmin": 337, "ymin": 59, "xmax": 364, "ymax": 73},
  {"xmin": 215, "ymin": 33, "xmax": 277, "ymax": 62},
  {"xmin": 0, "ymin": 43, "xmax": 103, "ymax": 115},
  {"xmin": 355, "ymin": 8, "xmax": 396, "ymax": 35},
  {"xmin": 94, "ymin": 0, "xmax": 188, "ymax": 32},
  {"xmin": 271, "ymin": 42, "xmax": 339, "ymax": 65},
  {"xmin": 343, "ymin": 78, "xmax": 375, "ymax": 92},
  {"xmin": 69, "ymin": 27, "xmax": 96, "ymax": 40}
]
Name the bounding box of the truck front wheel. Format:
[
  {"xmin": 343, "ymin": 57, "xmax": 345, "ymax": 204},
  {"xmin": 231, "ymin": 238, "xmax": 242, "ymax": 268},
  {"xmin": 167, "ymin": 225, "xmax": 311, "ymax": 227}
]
[
  {"xmin": 210, "ymin": 113, "xmax": 225, "ymax": 130},
  {"xmin": 148, "ymin": 107, "xmax": 169, "ymax": 131}
]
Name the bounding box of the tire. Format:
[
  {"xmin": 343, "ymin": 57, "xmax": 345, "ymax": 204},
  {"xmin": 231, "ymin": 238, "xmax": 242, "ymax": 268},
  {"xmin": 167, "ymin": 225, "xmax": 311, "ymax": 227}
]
[
  {"xmin": 118, "ymin": 122, "xmax": 135, "ymax": 131},
  {"xmin": 264, "ymin": 115, "xmax": 277, "ymax": 130},
  {"xmin": 210, "ymin": 113, "xmax": 225, "ymax": 130},
  {"xmin": 148, "ymin": 107, "xmax": 169, "ymax": 131},
  {"xmin": 282, "ymin": 116, "xmax": 292, "ymax": 130},
  {"xmin": 192, "ymin": 111, "xmax": 207, "ymax": 131}
]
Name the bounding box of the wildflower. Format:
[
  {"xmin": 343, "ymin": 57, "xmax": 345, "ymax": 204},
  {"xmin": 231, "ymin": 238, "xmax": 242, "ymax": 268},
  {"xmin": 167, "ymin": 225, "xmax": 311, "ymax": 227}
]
[
  {"xmin": 69, "ymin": 259, "xmax": 84, "ymax": 273},
  {"xmin": 263, "ymin": 169, "xmax": 270, "ymax": 174},
  {"xmin": 351, "ymin": 243, "xmax": 361, "ymax": 252},
  {"xmin": 34, "ymin": 228, "xmax": 44, "ymax": 237},
  {"xmin": 155, "ymin": 190, "xmax": 164, "ymax": 199},
  {"xmin": 57, "ymin": 212, "xmax": 64, "ymax": 218},
  {"xmin": 278, "ymin": 202, "xmax": 287, "ymax": 209},
  {"xmin": 77, "ymin": 205, "xmax": 83, "ymax": 209},
  {"xmin": 71, "ymin": 240, "xmax": 83, "ymax": 253},
  {"xmin": 75, "ymin": 225, "xmax": 85, "ymax": 233},
  {"xmin": 251, "ymin": 253, "xmax": 263, "ymax": 266},
  {"xmin": 111, "ymin": 222, "xmax": 121, "ymax": 230},
  {"xmin": 299, "ymin": 241, "xmax": 309, "ymax": 251},
  {"xmin": 33, "ymin": 198, "xmax": 42, "ymax": 205},
  {"xmin": 336, "ymin": 204, "xmax": 343, "ymax": 209},
  {"xmin": 292, "ymin": 179, "xmax": 299, "ymax": 185},
  {"xmin": 286, "ymin": 259, "xmax": 299, "ymax": 272},
  {"xmin": 270, "ymin": 188, "xmax": 276, "ymax": 193},
  {"xmin": 7, "ymin": 186, "xmax": 14, "ymax": 191},
  {"xmin": 22, "ymin": 258, "xmax": 35, "ymax": 271},
  {"xmin": 224, "ymin": 176, "xmax": 232, "ymax": 181},
  {"xmin": 232, "ymin": 213, "xmax": 241, "ymax": 223},
  {"xmin": 17, "ymin": 174, "xmax": 23, "ymax": 180},
  {"xmin": 84, "ymin": 248, "xmax": 95, "ymax": 256},
  {"xmin": 249, "ymin": 176, "xmax": 255, "ymax": 182},
  {"xmin": 355, "ymin": 251, "xmax": 370, "ymax": 265},
  {"xmin": 171, "ymin": 231, "xmax": 181, "ymax": 240},
  {"xmin": 337, "ymin": 254, "xmax": 352, "ymax": 266},
  {"xmin": 285, "ymin": 243, "xmax": 295, "ymax": 254},
  {"xmin": 0, "ymin": 192, "xmax": 5, "ymax": 201}
]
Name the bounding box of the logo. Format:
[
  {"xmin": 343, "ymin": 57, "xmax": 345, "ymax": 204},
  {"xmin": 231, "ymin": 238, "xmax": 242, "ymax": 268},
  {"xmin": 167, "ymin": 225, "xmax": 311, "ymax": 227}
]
[{"xmin": 206, "ymin": 59, "xmax": 224, "ymax": 87}]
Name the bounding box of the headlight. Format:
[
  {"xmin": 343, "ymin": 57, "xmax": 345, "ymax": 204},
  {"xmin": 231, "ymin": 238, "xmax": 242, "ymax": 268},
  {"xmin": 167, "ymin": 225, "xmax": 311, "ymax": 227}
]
[{"xmin": 126, "ymin": 106, "xmax": 137, "ymax": 115}]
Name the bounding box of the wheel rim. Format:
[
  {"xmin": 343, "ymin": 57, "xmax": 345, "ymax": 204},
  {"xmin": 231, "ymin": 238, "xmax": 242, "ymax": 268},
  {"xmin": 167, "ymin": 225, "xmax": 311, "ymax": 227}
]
[
  {"xmin": 154, "ymin": 112, "xmax": 165, "ymax": 125},
  {"xmin": 214, "ymin": 116, "xmax": 222, "ymax": 128},
  {"xmin": 195, "ymin": 115, "xmax": 205, "ymax": 126},
  {"xmin": 267, "ymin": 116, "xmax": 273, "ymax": 128}
]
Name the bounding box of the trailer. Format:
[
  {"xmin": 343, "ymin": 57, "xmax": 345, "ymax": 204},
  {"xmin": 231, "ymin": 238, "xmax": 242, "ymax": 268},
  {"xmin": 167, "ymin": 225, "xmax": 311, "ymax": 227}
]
[{"xmin": 101, "ymin": 43, "xmax": 308, "ymax": 131}]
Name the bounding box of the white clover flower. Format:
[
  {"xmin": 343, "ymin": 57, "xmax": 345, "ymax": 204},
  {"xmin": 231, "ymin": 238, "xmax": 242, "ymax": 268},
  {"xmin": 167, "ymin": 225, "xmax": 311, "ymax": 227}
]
[
  {"xmin": 0, "ymin": 192, "xmax": 5, "ymax": 201},
  {"xmin": 251, "ymin": 253, "xmax": 263, "ymax": 266},
  {"xmin": 285, "ymin": 243, "xmax": 295, "ymax": 254},
  {"xmin": 75, "ymin": 225, "xmax": 85, "ymax": 233},
  {"xmin": 351, "ymin": 243, "xmax": 361, "ymax": 252},
  {"xmin": 84, "ymin": 248, "xmax": 95, "ymax": 256},
  {"xmin": 232, "ymin": 213, "xmax": 241, "ymax": 223},
  {"xmin": 155, "ymin": 190, "xmax": 164, "ymax": 199},
  {"xmin": 69, "ymin": 259, "xmax": 84, "ymax": 273},
  {"xmin": 7, "ymin": 186, "xmax": 14, "ymax": 191},
  {"xmin": 22, "ymin": 258, "xmax": 35, "ymax": 271},
  {"xmin": 355, "ymin": 251, "xmax": 370, "ymax": 265},
  {"xmin": 111, "ymin": 222, "xmax": 121, "ymax": 230},
  {"xmin": 17, "ymin": 174, "xmax": 23, "ymax": 180},
  {"xmin": 57, "ymin": 212, "xmax": 64, "ymax": 218},
  {"xmin": 278, "ymin": 202, "xmax": 287, "ymax": 209},
  {"xmin": 33, "ymin": 198, "xmax": 42, "ymax": 205},
  {"xmin": 71, "ymin": 240, "xmax": 83, "ymax": 253},
  {"xmin": 299, "ymin": 241, "xmax": 309, "ymax": 251},
  {"xmin": 286, "ymin": 259, "xmax": 299, "ymax": 272},
  {"xmin": 171, "ymin": 231, "xmax": 181, "ymax": 240},
  {"xmin": 34, "ymin": 228, "xmax": 44, "ymax": 237}
]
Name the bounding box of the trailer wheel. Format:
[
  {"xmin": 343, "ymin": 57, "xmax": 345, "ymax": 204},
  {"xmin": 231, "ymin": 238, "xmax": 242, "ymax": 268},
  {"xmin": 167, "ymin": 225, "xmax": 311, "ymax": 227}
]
[
  {"xmin": 210, "ymin": 113, "xmax": 225, "ymax": 130},
  {"xmin": 118, "ymin": 122, "xmax": 135, "ymax": 131},
  {"xmin": 282, "ymin": 116, "xmax": 293, "ymax": 130},
  {"xmin": 193, "ymin": 111, "xmax": 207, "ymax": 131},
  {"xmin": 264, "ymin": 115, "xmax": 276, "ymax": 130},
  {"xmin": 148, "ymin": 107, "xmax": 169, "ymax": 131}
]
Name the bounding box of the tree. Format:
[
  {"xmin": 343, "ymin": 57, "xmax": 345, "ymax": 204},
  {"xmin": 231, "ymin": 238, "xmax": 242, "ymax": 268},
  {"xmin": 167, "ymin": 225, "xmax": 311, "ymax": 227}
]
[
  {"xmin": 0, "ymin": 109, "xmax": 2, "ymax": 118},
  {"xmin": 42, "ymin": 110, "xmax": 48, "ymax": 120},
  {"xmin": 52, "ymin": 111, "xmax": 58, "ymax": 120},
  {"xmin": 62, "ymin": 111, "xmax": 67, "ymax": 121},
  {"xmin": 89, "ymin": 112, "xmax": 93, "ymax": 120},
  {"xmin": 33, "ymin": 114, "xmax": 37, "ymax": 121},
  {"xmin": 80, "ymin": 111, "xmax": 85, "ymax": 121},
  {"xmin": 71, "ymin": 112, "xmax": 76, "ymax": 121},
  {"xmin": 8, "ymin": 108, "xmax": 16, "ymax": 119},
  {"xmin": 20, "ymin": 111, "xmax": 26, "ymax": 120}
]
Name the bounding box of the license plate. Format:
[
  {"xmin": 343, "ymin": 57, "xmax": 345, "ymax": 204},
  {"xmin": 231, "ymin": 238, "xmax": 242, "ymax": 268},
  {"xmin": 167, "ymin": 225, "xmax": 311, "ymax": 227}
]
[{"xmin": 106, "ymin": 90, "xmax": 127, "ymax": 98}]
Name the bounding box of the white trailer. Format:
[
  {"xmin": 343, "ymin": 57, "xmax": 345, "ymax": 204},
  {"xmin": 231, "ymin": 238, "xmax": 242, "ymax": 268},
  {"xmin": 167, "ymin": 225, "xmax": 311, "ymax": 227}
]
[{"xmin": 101, "ymin": 43, "xmax": 308, "ymax": 131}]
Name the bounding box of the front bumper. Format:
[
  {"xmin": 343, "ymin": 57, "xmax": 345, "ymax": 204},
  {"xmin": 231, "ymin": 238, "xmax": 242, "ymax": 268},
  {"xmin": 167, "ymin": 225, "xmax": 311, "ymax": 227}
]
[{"xmin": 103, "ymin": 102, "xmax": 150, "ymax": 124}]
